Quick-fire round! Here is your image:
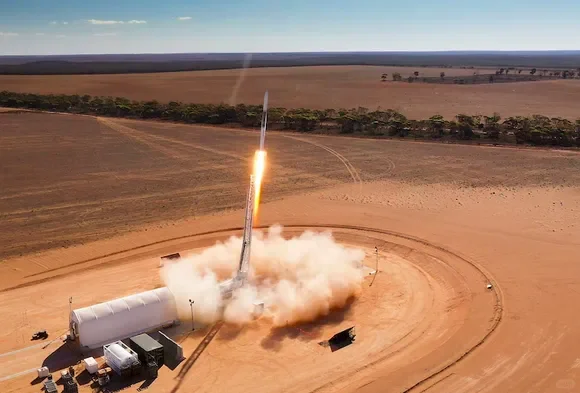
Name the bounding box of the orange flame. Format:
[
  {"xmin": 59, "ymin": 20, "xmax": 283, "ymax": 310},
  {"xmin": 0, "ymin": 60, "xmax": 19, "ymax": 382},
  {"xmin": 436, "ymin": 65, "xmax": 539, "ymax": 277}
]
[{"xmin": 253, "ymin": 150, "xmax": 267, "ymax": 219}]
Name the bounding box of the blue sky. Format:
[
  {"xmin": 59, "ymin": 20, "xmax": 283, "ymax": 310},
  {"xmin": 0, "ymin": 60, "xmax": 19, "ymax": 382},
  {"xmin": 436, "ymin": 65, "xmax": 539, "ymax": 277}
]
[{"xmin": 0, "ymin": 0, "xmax": 579, "ymax": 55}]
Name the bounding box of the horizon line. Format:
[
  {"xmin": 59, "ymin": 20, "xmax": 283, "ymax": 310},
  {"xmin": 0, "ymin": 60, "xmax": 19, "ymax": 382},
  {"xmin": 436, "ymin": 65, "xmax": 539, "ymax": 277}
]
[{"xmin": 2, "ymin": 49, "xmax": 580, "ymax": 58}]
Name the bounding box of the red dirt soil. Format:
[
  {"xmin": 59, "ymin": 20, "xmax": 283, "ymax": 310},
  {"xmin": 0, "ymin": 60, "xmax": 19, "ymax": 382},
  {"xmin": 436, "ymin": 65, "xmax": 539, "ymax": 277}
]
[
  {"xmin": 1, "ymin": 66, "xmax": 580, "ymax": 119},
  {"xmin": 1, "ymin": 112, "xmax": 580, "ymax": 393}
]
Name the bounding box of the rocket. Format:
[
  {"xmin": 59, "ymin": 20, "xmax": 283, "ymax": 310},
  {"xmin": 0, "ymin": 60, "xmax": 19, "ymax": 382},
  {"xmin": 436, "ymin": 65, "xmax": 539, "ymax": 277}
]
[
  {"xmin": 219, "ymin": 91, "xmax": 268, "ymax": 300},
  {"xmin": 219, "ymin": 174, "xmax": 256, "ymax": 299},
  {"xmin": 259, "ymin": 91, "xmax": 268, "ymax": 150}
]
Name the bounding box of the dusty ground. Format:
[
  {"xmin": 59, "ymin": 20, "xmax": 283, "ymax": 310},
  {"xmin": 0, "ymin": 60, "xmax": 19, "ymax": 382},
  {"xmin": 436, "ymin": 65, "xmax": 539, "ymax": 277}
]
[
  {"xmin": 2, "ymin": 66, "xmax": 580, "ymax": 119},
  {"xmin": 2, "ymin": 112, "xmax": 580, "ymax": 259},
  {"xmin": 1, "ymin": 112, "xmax": 580, "ymax": 392}
]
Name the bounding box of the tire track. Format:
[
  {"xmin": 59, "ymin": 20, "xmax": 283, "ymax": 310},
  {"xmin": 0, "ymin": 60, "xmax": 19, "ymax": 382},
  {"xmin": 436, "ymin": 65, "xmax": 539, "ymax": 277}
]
[
  {"xmin": 100, "ymin": 118, "xmax": 333, "ymax": 184},
  {"xmin": 142, "ymin": 132, "xmax": 245, "ymax": 161},
  {"xmin": 282, "ymin": 135, "xmax": 362, "ymax": 185},
  {"xmin": 97, "ymin": 117, "xmax": 192, "ymax": 161},
  {"xmin": 0, "ymin": 181, "xmax": 243, "ymax": 218}
]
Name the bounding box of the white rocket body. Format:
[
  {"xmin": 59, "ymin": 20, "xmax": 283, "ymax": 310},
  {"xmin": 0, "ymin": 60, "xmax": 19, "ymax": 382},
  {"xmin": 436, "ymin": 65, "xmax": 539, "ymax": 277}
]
[
  {"xmin": 220, "ymin": 91, "xmax": 268, "ymax": 300},
  {"xmin": 259, "ymin": 91, "xmax": 268, "ymax": 150}
]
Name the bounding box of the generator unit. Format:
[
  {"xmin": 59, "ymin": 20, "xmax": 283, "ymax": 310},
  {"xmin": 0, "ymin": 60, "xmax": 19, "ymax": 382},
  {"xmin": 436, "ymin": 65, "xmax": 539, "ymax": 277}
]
[
  {"xmin": 129, "ymin": 334, "xmax": 164, "ymax": 367},
  {"xmin": 63, "ymin": 378, "xmax": 79, "ymax": 393},
  {"xmin": 43, "ymin": 377, "xmax": 57, "ymax": 393}
]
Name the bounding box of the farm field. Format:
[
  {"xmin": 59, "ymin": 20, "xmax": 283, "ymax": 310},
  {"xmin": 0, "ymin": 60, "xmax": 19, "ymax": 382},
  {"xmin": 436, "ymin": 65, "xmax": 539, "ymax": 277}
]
[
  {"xmin": 2, "ymin": 66, "xmax": 580, "ymax": 119},
  {"xmin": 2, "ymin": 111, "xmax": 580, "ymax": 260},
  {"xmin": 1, "ymin": 111, "xmax": 580, "ymax": 393}
]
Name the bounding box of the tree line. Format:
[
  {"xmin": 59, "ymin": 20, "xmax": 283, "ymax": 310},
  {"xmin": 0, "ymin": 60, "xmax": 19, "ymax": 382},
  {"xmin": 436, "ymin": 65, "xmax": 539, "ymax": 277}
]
[
  {"xmin": 495, "ymin": 67, "xmax": 580, "ymax": 78},
  {"xmin": 1, "ymin": 91, "xmax": 579, "ymax": 147}
]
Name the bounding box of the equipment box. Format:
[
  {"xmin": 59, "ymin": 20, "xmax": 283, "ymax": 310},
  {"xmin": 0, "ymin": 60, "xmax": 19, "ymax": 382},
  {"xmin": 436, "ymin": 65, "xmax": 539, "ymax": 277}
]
[{"xmin": 129, "ymin": 334, "xmax": 164, "ymax": 366}]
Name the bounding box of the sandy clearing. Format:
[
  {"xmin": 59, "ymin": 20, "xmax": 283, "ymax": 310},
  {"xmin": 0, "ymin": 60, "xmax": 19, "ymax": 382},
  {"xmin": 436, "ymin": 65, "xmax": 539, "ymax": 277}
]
[{"xmin": 0, "ymin": 224, "xmax": 497, "ymax": 393}]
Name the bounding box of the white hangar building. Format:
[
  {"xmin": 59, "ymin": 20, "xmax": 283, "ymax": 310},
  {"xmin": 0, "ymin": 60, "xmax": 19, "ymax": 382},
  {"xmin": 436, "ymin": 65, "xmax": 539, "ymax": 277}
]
[{"xmin": 69, "ymin": 287, "xmax": 178, "ymax": 349}]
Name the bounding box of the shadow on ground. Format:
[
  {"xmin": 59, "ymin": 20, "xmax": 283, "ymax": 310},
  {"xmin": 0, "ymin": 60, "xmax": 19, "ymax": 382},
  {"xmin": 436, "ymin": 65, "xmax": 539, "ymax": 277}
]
[
  {"xmin": 41, "ymin": 342, "xmax": 102, "ymax": 372},
  {"xmin": 260, "ymin": 297, "xmax": 355, "ymax": 351},
  {"xmin": 169, "ymin": 321, "xmax": 223, "ymax": 393}
]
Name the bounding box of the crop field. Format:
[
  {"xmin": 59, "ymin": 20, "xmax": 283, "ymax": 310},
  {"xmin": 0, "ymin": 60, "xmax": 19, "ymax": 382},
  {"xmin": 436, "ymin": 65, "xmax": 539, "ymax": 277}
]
[
  {"xmin": 2, "ymin": 66, "xmax": 580, "ymax": 119},
  {"xmin": 1, "ymin": 111, "xmax": 580, "ymax": 393}
]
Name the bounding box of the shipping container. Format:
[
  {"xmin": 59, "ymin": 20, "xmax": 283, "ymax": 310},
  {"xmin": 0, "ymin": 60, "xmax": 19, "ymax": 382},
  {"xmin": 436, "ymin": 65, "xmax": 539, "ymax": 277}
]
[{"xmin": 129, "ymin": 333, "xmax": 164, "ymax": 366}]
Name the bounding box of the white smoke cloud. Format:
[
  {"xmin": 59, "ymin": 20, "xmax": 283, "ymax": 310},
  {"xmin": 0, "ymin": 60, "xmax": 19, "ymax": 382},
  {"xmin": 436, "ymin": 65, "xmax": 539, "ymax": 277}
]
[{"xmin": 161, "ymin": 225, "xmax": 366, "ymax": 327}]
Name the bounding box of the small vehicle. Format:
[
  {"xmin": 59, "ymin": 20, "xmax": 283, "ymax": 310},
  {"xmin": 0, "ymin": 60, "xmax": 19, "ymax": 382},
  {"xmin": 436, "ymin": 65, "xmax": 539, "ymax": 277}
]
[{"xmin": 32, "ymin": 330, "xmax": 48, "ymax": 340}]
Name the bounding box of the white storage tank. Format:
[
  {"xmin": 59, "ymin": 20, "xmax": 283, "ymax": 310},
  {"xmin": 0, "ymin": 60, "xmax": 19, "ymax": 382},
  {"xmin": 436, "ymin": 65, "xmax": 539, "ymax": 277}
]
[
  {"xmin": 70, "ymin": 287, "xmax": 178, "ymax": 349},
  {"xmin": 103, "ymin": 342, "xmax": 140, "ymax": 376}
]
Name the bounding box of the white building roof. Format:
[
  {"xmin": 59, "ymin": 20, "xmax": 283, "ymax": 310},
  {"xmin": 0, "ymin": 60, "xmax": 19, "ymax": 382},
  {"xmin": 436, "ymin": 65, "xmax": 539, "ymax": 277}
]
[{"xmin": 70, "ymin": 287, "xmax": 177, "ymax": 348}]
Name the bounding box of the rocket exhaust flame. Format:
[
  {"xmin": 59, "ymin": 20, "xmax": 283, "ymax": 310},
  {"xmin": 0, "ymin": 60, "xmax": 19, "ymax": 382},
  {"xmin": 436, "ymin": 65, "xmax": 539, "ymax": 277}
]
[
  {"xmin": 253, "ymin": 150, "xmax": 267, "ymax": 219},
  {"xmin": 253, "ymin": 91, "xmax": 269, "ymax": 220}
]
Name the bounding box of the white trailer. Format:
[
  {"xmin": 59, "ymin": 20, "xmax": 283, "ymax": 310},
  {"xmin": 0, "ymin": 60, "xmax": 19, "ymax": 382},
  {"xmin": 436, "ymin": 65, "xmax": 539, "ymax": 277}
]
[{"xmin": 69, "ymin": 287, "xmax": 178, "ymax": 349}]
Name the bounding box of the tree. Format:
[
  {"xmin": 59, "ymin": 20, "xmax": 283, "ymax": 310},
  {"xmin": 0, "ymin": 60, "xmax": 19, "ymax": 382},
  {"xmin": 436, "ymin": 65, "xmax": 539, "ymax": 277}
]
[
  {"xmin": 440, "ymin": 72, "xmax": 445, "ymax": 80},
  {"xmin": 563, "ymin": 70, "xmax": 570, "ymax": 79},
  {"xmin": 388, "ymin": 112, "xmax": 409, "ymax": 137},
  {"xmin": 392, "ymin": 72, "xmax": 402, "ymax": 81},
  {"xmin": 484, "ymin": 113, "xmax": 502, "ymax": 139},
  {"xmin": 518, "ymin": 69, "xmax": 523, "ymax": 74},
  {"xmin": 414, "ymin": 71, "xmax": 419, "ymax": 78},
  {"xmin": 530, "ymin": 68, "xmax": 537, "ymax": 75},
  {"xmin": 505, "ymin": 69, "xmax": 510, "ymax": 75},
  {"xmin": 428, "ymin": 115, "xmax": 445, "ymax": 138},
  {"xmin": 503, "ymin": 116, "xmax": 531, "ymax": 144},
  {"xmin": 549, "ymin": 117, "xmax": 574, "ymax": 146},
  {"xmin": 407, "ymin": 76, "xmax": 414, "ymax": 83},
  {"xmin": 455, "ymin": 114, "xmax": 475, "ymax": 139},
  {"xmin": 381, "ymin": 73, "xmax": 388, "ymax": 82},
  {"xmin": 337, "ymin": 111, "xmax": 363, "ymax": 134}
]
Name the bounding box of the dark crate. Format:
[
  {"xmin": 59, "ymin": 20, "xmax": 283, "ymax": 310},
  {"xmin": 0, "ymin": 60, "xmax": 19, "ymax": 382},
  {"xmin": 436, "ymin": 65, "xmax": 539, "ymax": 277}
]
[{"xmin": 129, "ymin": 334, "xmax": 164, "ymax": 366}]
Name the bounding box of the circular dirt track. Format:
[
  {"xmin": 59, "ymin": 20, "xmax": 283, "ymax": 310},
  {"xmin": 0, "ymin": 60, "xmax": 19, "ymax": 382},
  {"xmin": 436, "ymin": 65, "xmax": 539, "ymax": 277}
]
[
  {"xmin": 152, "ymin": 225, "xmax": 503, "ymax": 393},
  {"xmin": 0, "ymin": 225, "xmax": 502, "ymax": 393}
]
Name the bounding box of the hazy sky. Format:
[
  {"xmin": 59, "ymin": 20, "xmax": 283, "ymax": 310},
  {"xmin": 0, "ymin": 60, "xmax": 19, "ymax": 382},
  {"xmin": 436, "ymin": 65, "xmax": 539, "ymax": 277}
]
[{"xmin": 0, "ymin": 0, "xmax": 579, "ymax": 55}]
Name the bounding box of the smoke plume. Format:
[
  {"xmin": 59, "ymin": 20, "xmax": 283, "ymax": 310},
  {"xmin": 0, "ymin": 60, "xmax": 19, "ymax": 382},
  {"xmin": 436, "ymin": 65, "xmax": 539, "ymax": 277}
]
[{"xmin": 161, "ymin": 225, "xmax": 366, "ymax": 327}]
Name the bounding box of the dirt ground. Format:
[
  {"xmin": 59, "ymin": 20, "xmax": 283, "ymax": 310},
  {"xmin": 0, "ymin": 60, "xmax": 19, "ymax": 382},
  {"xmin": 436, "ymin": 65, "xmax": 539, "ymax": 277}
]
[
  {"xmin": 1, "ymin": 111, "xmax": 580, "ymax": 393},
  {"xmin": 2, "ymin": 66, "xmax": 580, "ymax": 119}
]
